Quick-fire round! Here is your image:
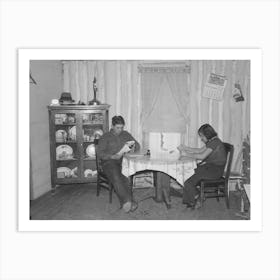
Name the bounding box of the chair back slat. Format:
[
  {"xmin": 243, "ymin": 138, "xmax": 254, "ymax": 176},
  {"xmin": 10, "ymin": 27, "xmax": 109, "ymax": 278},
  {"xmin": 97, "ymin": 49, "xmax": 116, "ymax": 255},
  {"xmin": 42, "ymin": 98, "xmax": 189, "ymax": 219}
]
[
  {"xmin": 94, "ymin": 139, "xmax": 102, "ymax": 172},
  {"xmin": 223, "ymin": 142, "xmax": 234, "ymax": 182}
]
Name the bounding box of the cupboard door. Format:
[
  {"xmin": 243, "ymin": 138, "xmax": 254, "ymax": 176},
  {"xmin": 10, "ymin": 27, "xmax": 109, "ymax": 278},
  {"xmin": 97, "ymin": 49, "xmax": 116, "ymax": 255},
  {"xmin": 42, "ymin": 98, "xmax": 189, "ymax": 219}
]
[
  {"xmin": 80, "ymin": 111, "xmax": 104, "ymax": 180},
  {"xmin": 53, "ymin": 112, "xmax": 80, "ymax": 180}
]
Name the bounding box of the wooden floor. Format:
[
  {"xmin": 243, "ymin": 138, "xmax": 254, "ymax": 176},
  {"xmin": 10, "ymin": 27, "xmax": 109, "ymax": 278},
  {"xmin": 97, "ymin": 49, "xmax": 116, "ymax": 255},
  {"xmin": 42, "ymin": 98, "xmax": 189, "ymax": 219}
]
[{"xmin": 30, "ymin": 183, "xmax": 245, "ymax": 220}]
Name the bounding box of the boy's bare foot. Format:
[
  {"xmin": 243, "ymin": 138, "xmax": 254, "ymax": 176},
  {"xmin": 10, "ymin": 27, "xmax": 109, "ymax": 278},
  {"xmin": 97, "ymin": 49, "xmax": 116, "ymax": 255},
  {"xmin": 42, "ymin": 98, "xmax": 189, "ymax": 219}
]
[
  {"xmin": 122, "ymin": 201, "xmax": 138, "ymax": 213},
  {"xmin": 130, "ymin": 201, "xmax": 138, "ymax": 212},
  {"xmin": 122, "ymin": 201, "xmax": 132, "ymax": 213}
]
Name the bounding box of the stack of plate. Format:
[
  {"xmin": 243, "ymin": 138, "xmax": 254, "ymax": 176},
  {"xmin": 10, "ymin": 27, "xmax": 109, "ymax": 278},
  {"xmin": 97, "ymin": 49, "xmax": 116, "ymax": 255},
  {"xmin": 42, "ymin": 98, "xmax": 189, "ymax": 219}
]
[
  {"xmin": 57, "ymin": 167, "xmax": 72, "ymax": 178},
  {"xmin": 56, "ymin": 130, "xmax": 67, "ymax": 142}
]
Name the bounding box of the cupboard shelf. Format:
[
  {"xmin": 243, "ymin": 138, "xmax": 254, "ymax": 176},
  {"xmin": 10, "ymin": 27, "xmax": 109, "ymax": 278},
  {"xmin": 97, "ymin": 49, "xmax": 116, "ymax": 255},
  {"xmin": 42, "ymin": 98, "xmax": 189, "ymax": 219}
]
[
  {"xmin": 55, "ymin": 123, "xmax": 76, "ymax": 126},
  {"xmin": 56, "ymin": 158, "xmax": 78, "ymax": 161}
]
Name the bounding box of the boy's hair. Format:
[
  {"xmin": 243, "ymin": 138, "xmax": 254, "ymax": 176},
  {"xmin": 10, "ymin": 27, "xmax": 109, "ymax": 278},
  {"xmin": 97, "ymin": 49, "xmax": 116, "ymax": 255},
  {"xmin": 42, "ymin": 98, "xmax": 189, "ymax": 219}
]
[
  {"xmin": 112, "ymin": 115, "xmax": 125, "ymax": 126},
  {"xmin": 198, "ymin": 124, "xmax": 217, "ymax": 140}
]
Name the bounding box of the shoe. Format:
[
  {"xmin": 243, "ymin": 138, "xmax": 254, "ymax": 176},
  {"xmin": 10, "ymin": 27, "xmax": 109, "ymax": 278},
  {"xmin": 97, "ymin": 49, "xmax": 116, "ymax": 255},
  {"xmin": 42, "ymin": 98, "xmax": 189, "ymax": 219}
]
[
  {"xmin": 194, "ymin": 194, "xmax": 202, "ymax": 209},
  {"xmin": 186, "ymin": 195, "xmax": 201, "ymax": 210},
  {"xmin": 194, "ymin": 200, "xmax": 202, "ymax": 209},
  {"xmin": 186, "ymin": 203, "xmax": 195, "ymax": 210}
]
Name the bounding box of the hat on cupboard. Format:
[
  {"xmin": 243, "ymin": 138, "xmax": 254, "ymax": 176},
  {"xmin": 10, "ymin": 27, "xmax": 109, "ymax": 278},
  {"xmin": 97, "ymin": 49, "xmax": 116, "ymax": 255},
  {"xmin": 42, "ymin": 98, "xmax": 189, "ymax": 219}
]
[{"xmin": 59, "ymin": 92, "xmax": 75, "ymax": 104}]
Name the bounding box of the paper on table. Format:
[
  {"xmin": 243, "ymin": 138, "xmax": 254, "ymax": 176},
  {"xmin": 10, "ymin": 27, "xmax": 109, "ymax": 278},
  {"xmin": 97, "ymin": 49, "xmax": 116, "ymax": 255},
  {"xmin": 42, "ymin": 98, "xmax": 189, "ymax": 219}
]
[
  {"xmin": 149, "ymin": 132, "xmax": 181, "ymax": 160},
  {"xmin": 117, "ymin": 144, "xmax": 131, "ymax": 155}
]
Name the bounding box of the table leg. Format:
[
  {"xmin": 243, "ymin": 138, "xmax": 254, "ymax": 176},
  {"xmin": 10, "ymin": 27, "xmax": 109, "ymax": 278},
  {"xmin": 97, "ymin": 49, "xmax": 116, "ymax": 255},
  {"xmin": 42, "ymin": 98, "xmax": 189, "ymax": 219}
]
[
  {"xmin": 154, "ymin": 172, "xmax": 171, "ymax": 208},
  {"xmin": 154, "ymin": 171, "xmax": 162, "ymax": 202}
]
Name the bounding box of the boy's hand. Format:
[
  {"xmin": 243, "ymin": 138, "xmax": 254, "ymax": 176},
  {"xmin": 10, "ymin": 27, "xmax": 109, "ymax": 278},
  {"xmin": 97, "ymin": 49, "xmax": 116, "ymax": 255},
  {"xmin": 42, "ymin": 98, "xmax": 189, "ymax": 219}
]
[
  {"xmin": 126, "ymin": 141, "xmax": 135, "ymax": 149},
  {"xmin": 122, "ymin": 144, "xmax": 132, "ymax": 153}
]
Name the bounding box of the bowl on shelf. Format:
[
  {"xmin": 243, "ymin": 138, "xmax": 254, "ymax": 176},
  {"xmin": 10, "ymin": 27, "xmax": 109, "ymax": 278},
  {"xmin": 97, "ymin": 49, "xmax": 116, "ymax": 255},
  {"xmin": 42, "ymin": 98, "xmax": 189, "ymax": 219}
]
[
  {"xmin": 93, "ymin": 129, "xmax": 103, "ymax": 139},
  {"xmin": 86, "ymin": 144, "xmax": 96, "ymax": 157},
  {"xmin": 84, "ymin": 169, "xmax": 97, "ymax": 178}
]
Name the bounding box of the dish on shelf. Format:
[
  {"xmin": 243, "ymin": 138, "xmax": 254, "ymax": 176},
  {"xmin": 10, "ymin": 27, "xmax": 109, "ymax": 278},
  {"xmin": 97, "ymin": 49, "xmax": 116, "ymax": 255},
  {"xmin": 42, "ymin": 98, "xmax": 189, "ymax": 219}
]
[
  {"xmin": 57, "ymin": 167, "xmax": 72, "ymax": 178},
  {"xmin": 71, "ymin": 167, "xmax": 78, "ymax": 178},
  {"xmin": 93, "ymin": 129, "xmax": 103, "ymax": 138},
  {"xmin": 55, "ymin": 114, "xmax": 67, "ymax": 124},
  {"xmin": 55, "ymin": 129, "xmax": 67, "ymax": 142},
  {"xmin": 67, "ymin": 115, "xmax": 75, "ymax": 124},
  {"xmin": 56, "ymin": 145, "xmax": 73, "ymax": 160},
  {"xmin": 83, "ymin": 134, "xmax": 93, "ymax": 142},
  {"xmin": 84, "ymin": 169, "xmax": 97, "ymax": 178},
  {"xmin": 82, "ymin": 113, "xmax": 104, "ymax": 123},
  {"xmin": 86, "ymin": 144, "xmax": 96, "ymax": 157},
  {"xmin": 68, "ymin": 126, "xmax": 76, "ymax": 141}
]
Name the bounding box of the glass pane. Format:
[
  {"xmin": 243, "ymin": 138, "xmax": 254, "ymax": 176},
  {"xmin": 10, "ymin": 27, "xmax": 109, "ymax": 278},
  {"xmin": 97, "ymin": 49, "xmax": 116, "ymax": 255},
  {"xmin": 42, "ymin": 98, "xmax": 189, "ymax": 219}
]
[
  {"xmin": 82, "ymin": 113, "xmax": 104, "ymax": 124},
  {"xmin": 83, "ymin": 126, "xmax": 104, "ymax": 142},
  {"xmin": 55, "ymin": 113, "xmax": 76, "ymax": 125},
  {"xmin": 83, "ymin": 160, "xmax": 97, "ymax": 179},
  {"xmin": 56, "ymin": 144, "xmax": 78, "ymax": 160},
  {"xmin": 55, "ymin": 125, "xmax": 76, "ymax": 143},
  {"xmin": 56, "ymin": 160, "xmax": 79, "ymax": 179},
  {"xmin": 83, "ymin": 142, "xmax": 96, "ymax": 159}
]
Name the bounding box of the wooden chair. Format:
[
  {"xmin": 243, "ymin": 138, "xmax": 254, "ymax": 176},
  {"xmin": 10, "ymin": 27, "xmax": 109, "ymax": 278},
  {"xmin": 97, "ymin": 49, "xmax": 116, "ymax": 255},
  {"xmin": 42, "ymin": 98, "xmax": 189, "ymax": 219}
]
[
  {"xmin": 95, "ymin": 141, "xmax": 114, "ymax": 203},
  {"xmin": 199, "ymin": 143, "xmax": 234, "ymax": 209}
]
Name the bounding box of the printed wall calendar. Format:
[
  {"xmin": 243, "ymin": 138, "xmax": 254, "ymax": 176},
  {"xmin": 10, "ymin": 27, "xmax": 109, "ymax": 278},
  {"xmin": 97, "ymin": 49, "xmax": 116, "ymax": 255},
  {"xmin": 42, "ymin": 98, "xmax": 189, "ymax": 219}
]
[{"xmin": 202, "ymin": 73, "xmax": 227, "ymax": 101}]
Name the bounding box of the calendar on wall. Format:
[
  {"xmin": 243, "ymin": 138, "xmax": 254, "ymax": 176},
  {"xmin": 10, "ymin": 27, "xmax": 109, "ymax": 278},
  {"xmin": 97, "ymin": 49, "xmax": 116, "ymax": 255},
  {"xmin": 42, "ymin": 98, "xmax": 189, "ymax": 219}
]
[{"xmin": 202, "ymin": 73, "xmax": 227, "ymax": 101}]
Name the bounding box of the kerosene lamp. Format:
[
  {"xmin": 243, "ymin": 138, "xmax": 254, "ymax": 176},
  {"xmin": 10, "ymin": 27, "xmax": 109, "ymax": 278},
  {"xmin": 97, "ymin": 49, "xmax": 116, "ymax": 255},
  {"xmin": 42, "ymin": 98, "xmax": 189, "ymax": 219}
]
[{"xmin": 89, "ymin": 76, "xmax": 101, "ymax": 105}]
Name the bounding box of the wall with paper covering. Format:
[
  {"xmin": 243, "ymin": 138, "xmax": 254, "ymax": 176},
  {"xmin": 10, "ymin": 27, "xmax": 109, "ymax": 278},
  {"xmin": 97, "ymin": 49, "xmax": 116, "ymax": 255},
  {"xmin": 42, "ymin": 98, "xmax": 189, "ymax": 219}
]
[
  {"xmin": 188, "ymin": 60, "xmax": 250, "ymax": 171},
  {"xmin": 30, "ymin": 60, "xmax": 63, "ymax": 199}
]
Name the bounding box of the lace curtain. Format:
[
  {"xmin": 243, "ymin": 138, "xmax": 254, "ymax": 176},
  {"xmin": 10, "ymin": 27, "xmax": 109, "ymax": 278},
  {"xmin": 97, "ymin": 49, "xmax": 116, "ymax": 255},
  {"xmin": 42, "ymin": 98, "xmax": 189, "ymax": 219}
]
[{"xmin": 140, "ymin": 70, "xmax": 190, "ymax": 132}]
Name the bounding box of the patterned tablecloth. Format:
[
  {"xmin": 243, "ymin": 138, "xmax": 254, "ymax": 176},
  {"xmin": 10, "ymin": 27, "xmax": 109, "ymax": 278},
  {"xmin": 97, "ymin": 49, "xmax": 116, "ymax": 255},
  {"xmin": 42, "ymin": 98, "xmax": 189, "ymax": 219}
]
[{"xmin": 122, "ymin": 154, "xmax": 197, "ymax": 186}]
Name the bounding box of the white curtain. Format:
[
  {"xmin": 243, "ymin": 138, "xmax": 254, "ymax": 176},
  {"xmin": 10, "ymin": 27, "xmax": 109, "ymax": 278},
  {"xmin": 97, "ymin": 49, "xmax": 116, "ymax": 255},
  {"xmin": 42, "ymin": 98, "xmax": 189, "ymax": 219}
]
[
  {"xmin": 140, "ymin": 72, "xmax": 165, "ymax": 127},
  {"xmin": 140, "ymin": 71, "xmax": 190, "ymax": 132},
  {"xmin": 166, "ymin": 72, "xmax": 190, "ymax": 124},
  {"xmin": 62, "ymin": 60, "xmax": 142, "ymax": 144},
  {"xmin": 62, "ymin": 60, "xmax": 105, "ymax": 104}
]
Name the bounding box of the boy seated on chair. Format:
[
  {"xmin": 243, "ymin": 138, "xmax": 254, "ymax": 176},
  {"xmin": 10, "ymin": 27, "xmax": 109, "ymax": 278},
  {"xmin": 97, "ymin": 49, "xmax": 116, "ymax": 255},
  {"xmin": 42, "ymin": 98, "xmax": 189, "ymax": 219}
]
[
  {"xmin": 177, "ymin": 124, "xmax": 227, "ymax": 210},
  {"xmin": 96, "ymin": 115, "xmax": 140, "ymax": 213}
]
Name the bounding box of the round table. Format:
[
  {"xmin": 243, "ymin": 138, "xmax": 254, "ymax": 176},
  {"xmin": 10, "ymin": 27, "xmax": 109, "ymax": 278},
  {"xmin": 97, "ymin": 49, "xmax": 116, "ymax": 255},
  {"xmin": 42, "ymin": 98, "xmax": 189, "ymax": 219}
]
[{"xmin": 122, "ymin": 154, "xmax": 197, "ymax": 206}]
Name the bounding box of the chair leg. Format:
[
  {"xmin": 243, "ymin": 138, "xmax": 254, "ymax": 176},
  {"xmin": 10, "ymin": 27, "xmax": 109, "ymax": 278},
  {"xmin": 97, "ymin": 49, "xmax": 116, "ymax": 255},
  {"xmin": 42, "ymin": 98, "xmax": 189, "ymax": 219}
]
[
  {"xmin": 130, "ymin": 176, "xmax": 134, "ymax": 199},
  {"xmin": 96, "ymin": 177, "xmax": 100, "ymax": 197},
  {"xmin": 216, "ymin": 186, "xmax": 220, "ymax": 202},
  {"xmin": 225, "ymin": 182, "xmax": 230, "ymax": 209},
  {"xmin": 153, "ymin": 171, "xmax": 157, "ymax": 188},
  {"xmin": 200, "ymin": 182, "xmax": 204, "ymax": 206},
  {"xmin": 109, "ymin": 183, "xmax": 113, "ymax": 204}
]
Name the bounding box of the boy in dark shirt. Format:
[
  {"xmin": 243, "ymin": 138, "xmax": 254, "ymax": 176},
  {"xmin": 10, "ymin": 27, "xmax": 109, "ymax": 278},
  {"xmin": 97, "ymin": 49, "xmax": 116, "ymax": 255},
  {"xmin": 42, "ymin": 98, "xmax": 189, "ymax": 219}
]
[
  {"xmin": 96, "ymin": 116, "xmax": 140, "ymax": 213},
  {"xmin": 178, "ymin": 124, "xmax": 227, "ymax": 209}
]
